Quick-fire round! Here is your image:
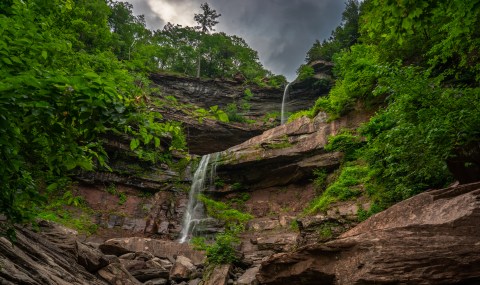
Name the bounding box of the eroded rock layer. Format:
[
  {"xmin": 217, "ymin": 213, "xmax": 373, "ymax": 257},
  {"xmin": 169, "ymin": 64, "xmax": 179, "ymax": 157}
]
[{"xmin": 258, "ymin": 182, "xmax": 480, "ymax": 285}]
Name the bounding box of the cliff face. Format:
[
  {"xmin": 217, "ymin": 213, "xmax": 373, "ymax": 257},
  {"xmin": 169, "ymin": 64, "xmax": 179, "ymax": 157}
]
[
  {"xmin": 258, "ymin": 182, "xmax": 480, "ymax": 285},
  {"xmin": 216, "ymin": 109, "xmax": 372, "ymax": 189},
  {"xmin": 149, "ymin": 73, "xmax": 326, "ymax": 154}
]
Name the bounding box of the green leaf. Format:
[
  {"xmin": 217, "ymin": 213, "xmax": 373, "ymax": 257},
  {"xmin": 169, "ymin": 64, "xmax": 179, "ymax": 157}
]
[
  {"xmin": 41, "ymin": 50, "xmax": 48, "ymax": 60},
  {"xmin": 77, "ymin": 157, "xmax": 93, "ymax": 171},
  {"xmin": 130, "ymin": 138, "xmax": 140, "ymax": 150},
  {"xmin": 154, "ymin": 137, "xmax": 160, "ymax": 148},
  {"xmin": 2, "ymin": 57, "xmax": 12, "ymax": 65}
]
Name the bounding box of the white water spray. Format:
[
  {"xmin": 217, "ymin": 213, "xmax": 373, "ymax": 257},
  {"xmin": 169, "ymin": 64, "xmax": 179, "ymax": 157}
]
[
  {"xmin": 178, "ymin": 153, "xmax": 219, "ymax": 243},
  {"xmin": 280, "ymin": 82, "xmax": 291, "ymax": 124}
]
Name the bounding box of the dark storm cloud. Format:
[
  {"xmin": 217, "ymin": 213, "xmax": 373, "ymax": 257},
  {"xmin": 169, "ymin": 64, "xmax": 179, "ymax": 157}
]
[{"xmin": 127, "ymin": 0, "xmax": 345, "ymax": 81}]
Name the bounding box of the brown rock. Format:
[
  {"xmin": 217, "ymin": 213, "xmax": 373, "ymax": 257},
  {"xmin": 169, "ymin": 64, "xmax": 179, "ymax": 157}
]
[
  {"xmin": 169, "ymin": 255, "xmax": 196, "ymax": 281},
  {"xmin": 76, "ymin": 241, "xmax": 109, "ymax": 273},
  {"xmin": 144, "ymin": 278, "xmax": 169, "ymax": 285},
  {"xmin": 258, "ymin": 182, "xmax": 480, "ymax": 284},
  {"xmin": 204, "ymin": 264, "xmax": 231, "ymax": 285},
  {"xmin": 101, "ymin": 237, "xmax": 205, "ymax": 264},
  {"xmin": 217, "ymin": 110, "xmax": 372, "ymax": 189},
  {"xmin": 237, "ymin": 266, "xmax": 259, "ymax": 285},
  {"xmin": 254, "ymin": 233, "xmax": 298, "ymax": 252},
  {"xmin": 0, "ymin": 222, "xmax": 108, "ymax": 285},
  {"xmin": 98, "ymin": 263, "xmax": 142, "ymax": 285}
]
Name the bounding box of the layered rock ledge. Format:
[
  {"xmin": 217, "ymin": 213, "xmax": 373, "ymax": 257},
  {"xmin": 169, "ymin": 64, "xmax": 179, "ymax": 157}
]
[
  {"xmin": 216, "ymin": 110, "xmax": 372, "ymax": 189},
  {"xmin": 257, "ymin": 182, "xmax": 480, "ymax": 285}
]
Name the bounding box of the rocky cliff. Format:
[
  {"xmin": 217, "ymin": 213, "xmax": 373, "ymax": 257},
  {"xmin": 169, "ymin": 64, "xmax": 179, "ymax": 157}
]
[
  {"xmin": 149, "ymin": 73, "xmax": 328, "ymax": 154},
  {"xmin": 216, "ymin": 109, "xmax": 372, "ymax": 189},
  {"xmin": 258, "ymin": 181, "xmax": 480, "ymax": 285}
]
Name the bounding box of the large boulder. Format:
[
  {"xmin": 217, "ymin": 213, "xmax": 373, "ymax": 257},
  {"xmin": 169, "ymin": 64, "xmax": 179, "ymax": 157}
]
[
  {"xmin": 257, "ymin": 182, "xmax": 480, "ymax": 284},
  {"xmin": 169, "ymin": 255, "xmax": 196, "ymax": 281},
  {"xmin": 98, "ymin": 263, "xmax": 142, "ymax": 285},
  {"xmin": 100, "ymin": 237, "xmax": 205, "ymax": 264},
  {"xmin": 204, "ymin": 264, "xmax": 231, "ymax": 285}
]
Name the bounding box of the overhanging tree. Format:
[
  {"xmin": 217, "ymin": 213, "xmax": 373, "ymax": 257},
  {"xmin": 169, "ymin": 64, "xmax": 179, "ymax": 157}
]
[{"xmin": 194, "ymin": 2, "xmax": 221, "ymax": 78}]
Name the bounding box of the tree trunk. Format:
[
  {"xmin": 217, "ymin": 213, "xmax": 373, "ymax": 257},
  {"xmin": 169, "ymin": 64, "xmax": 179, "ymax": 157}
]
[{"xmin": 196, "ymin": 54, "xmax": 201, "ymax": 78}]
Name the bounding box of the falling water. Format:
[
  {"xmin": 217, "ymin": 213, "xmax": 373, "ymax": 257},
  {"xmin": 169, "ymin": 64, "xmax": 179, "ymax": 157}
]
[
  {"xmin": 280, "ymin": 82, "xmax": 291, "ymax": 124},
  {"xmin": 178, "ymin": 153, "xmax": 219, "ymax": 243}
]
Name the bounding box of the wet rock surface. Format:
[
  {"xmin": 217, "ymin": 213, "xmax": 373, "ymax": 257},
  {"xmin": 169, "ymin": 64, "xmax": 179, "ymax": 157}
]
[{"xmin": 258, "ymin": 182, "xmax": 480, "ymax": 285}]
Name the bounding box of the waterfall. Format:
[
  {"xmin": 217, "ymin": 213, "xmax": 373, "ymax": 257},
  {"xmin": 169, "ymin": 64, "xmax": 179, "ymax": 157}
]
[
  {"xmin": 280, "ymin": 82, "xmax": 291, "ymax": 124},
  {"xmin": 178, "ymin": 153, "xmax": 219, "ymax": 243}
]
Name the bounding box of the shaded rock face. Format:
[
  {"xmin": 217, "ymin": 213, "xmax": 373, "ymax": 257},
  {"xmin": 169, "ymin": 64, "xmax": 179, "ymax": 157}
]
[
  {"xmin": 150, "ymin": 73, "xmax": 284, "ymax": 121},
  {"xmin": 160, "ymin": 107, "xmax": 264, "ymax": 155},
  {"xmin": 258, "ymin": 182, "xmax": 480, "ymax": 285},
  {"xmin": 216, "ymin": 110, "xmax": 372, "ymax": 189},
  {"xmin": 447, "ymin": 141, "xmax": 480, "ymax": 184},
  {"xmin": 150, "ymin": 73, "xmax": 324, "ymax": 154},
  {"xmin": 289, "ymin": 60, "xmax": 334, "ymax": 100},
  {"xmin": 77, "ymin": 184, "xmax": 188, "ymax": 242},
  {"xmin": 74, "ymin": 134, "xmax": 190, "ymax": 242}
]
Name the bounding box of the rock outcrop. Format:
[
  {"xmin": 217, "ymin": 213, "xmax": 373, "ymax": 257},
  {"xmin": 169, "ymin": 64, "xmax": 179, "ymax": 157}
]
[
  {"xmin": 0, "ymin": 221, "xmax": 109, "ymax": 285},
  {"xmin": 150, "ymin": 73, "xmax": 285, "ymax": 121},
  {"xmin": 257, "ymin": 182, "xmax": 480, "ymax": 285},
  {"xmin": 216, "ymin": 109, "xmax": 372, "ymax": 189},
  {"xmin": 0, "ymin": 220, "xmax": 207, "ymax": 285},
  {"xmin": 289, "ymin": 60, "xmax": 334, "ymax": 100},
  {"xmin": 159, "ymin": 107, "xmax": 264, "ymax": 155},
  {"xmin": 150, "ymin": 73, "xmax": 326, "ymax": 154}
]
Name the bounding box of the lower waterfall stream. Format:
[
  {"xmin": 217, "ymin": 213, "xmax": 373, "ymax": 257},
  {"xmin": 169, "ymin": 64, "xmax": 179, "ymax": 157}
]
[{"xmin": 178, "ymin": 153, "xmax": 219, "ymax": 243}]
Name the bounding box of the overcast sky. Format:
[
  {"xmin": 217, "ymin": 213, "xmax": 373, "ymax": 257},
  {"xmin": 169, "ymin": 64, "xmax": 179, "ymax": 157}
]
[{"xmin": 127, "ymin": 0, "xmax": 346, "ymax": 81}]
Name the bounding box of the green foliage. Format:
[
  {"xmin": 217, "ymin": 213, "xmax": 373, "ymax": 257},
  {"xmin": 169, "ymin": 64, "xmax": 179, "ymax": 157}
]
[
  {"xmin": 224, "ymin": 89, "xmax": 255, "ymax": 123},
  {"xmin": 0, "ymin": 0, "xmax": 186, "ymax": 235},
  {"xmin": 296, "ymin": 65, "xmax": 315, "ymax": 81},
  {"xmin": 289, "ymin": 220, "xmax": 299, "ymax": 231},
  {"xmin": 192, "ymin": 230, "xmax": 240, "ymax": 264},
  {"xmin": 198, "ymin": 195, "xmax": 253, "ymax": 226},
  {"xmin": 307, "ymin": 163, "xmax": 369, "ymax": 213},
  {"xmin": 317, "ymin": 223, "xmax": 334, "ymax": 239},
  {"xmin": 195, "ymin": 106, "xmax": 230, "ymax": 123},
  {"xmin": 194, "ymin": 195, "xmax": 252, "ymax": 264},
  {"xmin": 356, "ymin": 202, "xmax": 383, "ymax": 222},
  {"xmin": 312, "ymin": 169, "xmax": 328, "ymax": 191},
  {"xmin": 287, "ymin": 110, "xmax": 315, "ymax": 123},
  {"xmin": 361, "ymin": 0, "xmax": 480, "ymax": 84},
  {"xmin": 305, "ymin": 0, "xmax": 360, "ymax": 62},
  {"xmin": 325, "ymin": 130, "xmax": 364, "ymax": 160},
  {"xmin": 37, "ymin": 188, "xmax": 98, "ymax": 235},
  {"xmin": 263, "ymin": 135, "xmax": 293, "ymax": 149},
  {"xmin": 360, "ymin": 67, "xmax": 479, "ymax": 203},
  {"xmin": 313, "ymin": 45, "xmax": 381, "ymax": 118},
  {"xmin": 105, "ymin": 184, "xmax": 128, "ymax": 205}
]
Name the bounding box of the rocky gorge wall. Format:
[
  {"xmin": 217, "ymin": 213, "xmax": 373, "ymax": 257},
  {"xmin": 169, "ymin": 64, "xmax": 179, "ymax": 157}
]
[{"xmin": 4, "ymin": 66, "xmax": 480, "ymax": 285}]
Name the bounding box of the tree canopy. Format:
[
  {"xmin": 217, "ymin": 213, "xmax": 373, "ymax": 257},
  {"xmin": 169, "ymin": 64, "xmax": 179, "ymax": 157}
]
[{"xmin": 296, "ymin": 0, "xmax": 480, "ymax": 214}]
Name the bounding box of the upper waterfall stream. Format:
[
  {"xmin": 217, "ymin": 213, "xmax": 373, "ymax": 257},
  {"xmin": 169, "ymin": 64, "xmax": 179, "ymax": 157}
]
[{"xmin": 281, "ymin": 82, "xmax": 291, "ymax": 124}]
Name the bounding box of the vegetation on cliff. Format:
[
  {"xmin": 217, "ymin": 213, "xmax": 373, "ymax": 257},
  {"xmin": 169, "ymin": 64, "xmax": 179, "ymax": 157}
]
[
  {"xmin": 0, "ymin": 0, "xmax": 278, "ymax": 238},
  {"xmin": 299, "ymin": 0, "xmax": 480, "ymax": 214}
]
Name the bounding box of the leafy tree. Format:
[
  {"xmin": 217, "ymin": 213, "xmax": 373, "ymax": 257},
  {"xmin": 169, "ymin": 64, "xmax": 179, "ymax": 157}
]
[
  {"xmin": 194, "ymin": 2, "xmax": 221, "ymax": 78},
  {"xmin": 305, "ymin": 0, "xmax": 361, "ymax": 62},
  {"xmin": 0, "ymin": 0, "xmax": 186, "ymax": 238}
]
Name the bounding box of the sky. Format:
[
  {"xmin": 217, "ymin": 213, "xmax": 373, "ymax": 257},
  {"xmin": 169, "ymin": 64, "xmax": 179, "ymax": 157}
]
[{"xmin": 127, "ymin": 0, "xmax": 346, "ymax": 81}]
